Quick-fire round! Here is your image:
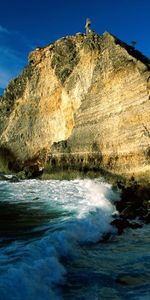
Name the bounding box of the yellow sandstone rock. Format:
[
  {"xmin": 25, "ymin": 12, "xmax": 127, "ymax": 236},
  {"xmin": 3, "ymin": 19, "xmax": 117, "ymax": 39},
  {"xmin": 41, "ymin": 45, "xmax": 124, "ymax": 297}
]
[{"xmin": 0, "ymin": 32, "xmax": 149, "ymax": 180}]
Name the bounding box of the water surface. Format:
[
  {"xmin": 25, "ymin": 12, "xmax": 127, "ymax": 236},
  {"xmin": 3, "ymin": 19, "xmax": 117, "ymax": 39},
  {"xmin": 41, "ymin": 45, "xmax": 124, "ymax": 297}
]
[{"xmin": 0, "ymin": 179, "xmax": 149, "ymax": 299}]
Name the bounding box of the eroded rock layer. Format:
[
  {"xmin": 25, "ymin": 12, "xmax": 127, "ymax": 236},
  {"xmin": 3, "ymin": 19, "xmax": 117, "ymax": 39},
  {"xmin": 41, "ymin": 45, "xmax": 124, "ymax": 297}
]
[{"xmin": 0, "ymin": 32, "xmax": 150, "ymax": 179}]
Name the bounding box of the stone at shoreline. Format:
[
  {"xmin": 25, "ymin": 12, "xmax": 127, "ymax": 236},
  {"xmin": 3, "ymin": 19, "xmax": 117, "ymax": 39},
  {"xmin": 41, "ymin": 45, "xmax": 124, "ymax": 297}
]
[
  {"xmin": 111, "ymin": 179, "xmax": 150, "ymax": 233},
  {"xmin": 111, "ymin": 218, "xmax": 142, "ymax": 235},
  {"xmin": 0, "ymin": 172, "xmax": 19, "ymax": 182},
  {"xmin": 118, "ymin": 182, "xmax": 150, "ymax": 221}
]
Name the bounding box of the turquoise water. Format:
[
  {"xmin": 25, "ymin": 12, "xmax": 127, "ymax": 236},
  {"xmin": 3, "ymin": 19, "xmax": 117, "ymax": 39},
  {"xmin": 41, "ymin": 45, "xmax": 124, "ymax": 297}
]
[{"xmin": 0, "ymin": 179, "xmax": 149, "ymax": 300}]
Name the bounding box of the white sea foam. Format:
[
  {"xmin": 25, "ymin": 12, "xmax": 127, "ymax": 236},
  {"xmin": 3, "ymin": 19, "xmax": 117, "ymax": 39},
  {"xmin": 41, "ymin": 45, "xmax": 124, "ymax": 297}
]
[{"xmin": 0, "ymin": 179, "xmax": 119, "ymax": 300}]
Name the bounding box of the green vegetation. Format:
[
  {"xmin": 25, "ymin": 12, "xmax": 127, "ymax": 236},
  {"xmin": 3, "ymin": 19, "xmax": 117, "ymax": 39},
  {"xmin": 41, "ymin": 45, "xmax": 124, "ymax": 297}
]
[
  {"xmin": 40, "ymin": 169, "xmax": 101, "ymax": 180},
  {"xmin": 2, "ymin": 65, "xmax": 34, "ymax": 118},
  {"xmin": 51, "ymin": 38, "xmax": 79, "ymax": 84},
  {"xmin": 83, "ymin": 33, "xmax": 102, "ymax": 51}
]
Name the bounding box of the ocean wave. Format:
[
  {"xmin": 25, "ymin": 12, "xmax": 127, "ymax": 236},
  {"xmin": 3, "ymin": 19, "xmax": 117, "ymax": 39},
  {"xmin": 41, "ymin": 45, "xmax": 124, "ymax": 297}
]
[{"xmin": 0, "ymin": 179, "xmax": 118, "ymax": 300}]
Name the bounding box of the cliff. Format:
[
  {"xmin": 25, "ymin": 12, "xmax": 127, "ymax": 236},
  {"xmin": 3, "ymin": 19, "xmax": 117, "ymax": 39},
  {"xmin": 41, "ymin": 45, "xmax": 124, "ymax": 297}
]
[{"xmin": 0, "ymin": 31, "xmax": 150, "ymax": 180}]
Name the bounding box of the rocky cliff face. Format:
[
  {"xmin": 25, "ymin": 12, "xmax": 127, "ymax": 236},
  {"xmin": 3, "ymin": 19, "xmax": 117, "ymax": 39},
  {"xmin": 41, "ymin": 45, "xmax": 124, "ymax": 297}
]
[{"xmin": 0, "ymin": 32, "xmax": 150, "ymax": 180}]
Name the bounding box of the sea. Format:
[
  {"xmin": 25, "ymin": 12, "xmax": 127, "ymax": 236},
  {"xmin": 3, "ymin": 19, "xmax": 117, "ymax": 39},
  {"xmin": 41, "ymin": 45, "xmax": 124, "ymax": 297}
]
[{"xmin": 0, "ymin": 178, "xmax": 149, "ymax": 300}]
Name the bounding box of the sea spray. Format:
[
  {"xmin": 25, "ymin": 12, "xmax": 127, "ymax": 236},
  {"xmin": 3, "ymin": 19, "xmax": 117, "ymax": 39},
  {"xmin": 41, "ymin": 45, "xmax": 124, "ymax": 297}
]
[{"xmin": 0, "ymin": 179, "xmax": 119, "ymax": 300}]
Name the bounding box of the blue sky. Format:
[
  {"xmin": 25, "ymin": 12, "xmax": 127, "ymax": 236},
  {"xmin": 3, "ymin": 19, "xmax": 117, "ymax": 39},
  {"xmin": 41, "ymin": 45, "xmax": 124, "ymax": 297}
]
[{"xmin": 0, "ymin": 0, "xmax": 149, "ymax": 90}]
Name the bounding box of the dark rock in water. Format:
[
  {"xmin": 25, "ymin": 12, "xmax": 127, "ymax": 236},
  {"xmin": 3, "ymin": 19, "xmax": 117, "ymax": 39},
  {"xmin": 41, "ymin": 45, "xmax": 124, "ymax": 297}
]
[
  {"xmin": 111, "ymin": 218, "xmax": 142, "ymax": 235},
  {"xmin": 111, "ymin": 218, "xmax": 130, "ymax": 234},
  {"xmin": 116, "ymin": 274, "xmax": 149, "ymax": 286},
  {"xmin": 114, "ymin": 180, "xmax": 150, "ymax": 222},
  {"xmin": 111, "ymin": 179, "xmax": 150, "ymax": 233}
]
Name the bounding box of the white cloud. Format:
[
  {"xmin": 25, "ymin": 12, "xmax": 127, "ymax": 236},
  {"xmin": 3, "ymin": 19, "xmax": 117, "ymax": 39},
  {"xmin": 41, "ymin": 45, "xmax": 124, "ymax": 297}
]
[
  {"xmin": 0, "ymin": 46, "xmax": 26, "ymax": 88},
  {"xmin": 0, "ymin": 24, "xmax": 33, "ymax": 88},
  {"xmin": 0, "ymin": 25, "xmax": 9, "ymax": 34},
  {"xmin": 0, "ymin": 70, "xmax": 12, "ymax": 88}
]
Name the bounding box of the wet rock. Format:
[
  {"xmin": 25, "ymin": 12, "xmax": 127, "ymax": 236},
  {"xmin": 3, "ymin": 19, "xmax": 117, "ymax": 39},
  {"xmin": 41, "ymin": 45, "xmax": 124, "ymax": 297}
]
[
  {"xmin": 112, "ymin": 179, "xmax": 150, "ymax": 233},
  {"xmin": 0, "ymin": 173, "xmax": 19, "ymax": 182},
  {"xmin": 116, "ymin": 274, "xmax": 149, "ymax": 286},
  {"xmin": 116, "ymin": 179, "xmax": 150, "ymax": 217},
  {"xmin": 111, "ymin": 217, "xmax": 142, "ymax": 235},
  {"xmin": 111, "ymin": 218, "xmax": 130, "ymax": 234}
]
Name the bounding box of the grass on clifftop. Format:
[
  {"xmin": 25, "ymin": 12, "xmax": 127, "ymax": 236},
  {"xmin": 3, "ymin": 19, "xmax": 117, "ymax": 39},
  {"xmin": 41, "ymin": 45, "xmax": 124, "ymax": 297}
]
[{"xmin": 40, "ymin": 170, "xmax": 101, "ymax": 180}]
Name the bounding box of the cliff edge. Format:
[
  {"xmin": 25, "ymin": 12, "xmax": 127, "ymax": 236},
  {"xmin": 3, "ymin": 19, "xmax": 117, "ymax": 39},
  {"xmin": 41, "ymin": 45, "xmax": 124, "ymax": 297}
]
[{"xmin": 0, "ymin": 31, "xmax": 150, "ymax": 181}]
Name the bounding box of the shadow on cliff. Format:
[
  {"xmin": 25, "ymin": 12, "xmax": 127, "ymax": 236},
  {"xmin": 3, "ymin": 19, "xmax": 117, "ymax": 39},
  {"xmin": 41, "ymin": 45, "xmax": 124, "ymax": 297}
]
[
  {"xmin": 0, "ymin": 147, "xmax": 43, "ymax": 179},
  {"xmin": 0, "ymin": 147, "xmax": 19, "ymax": 173}
]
